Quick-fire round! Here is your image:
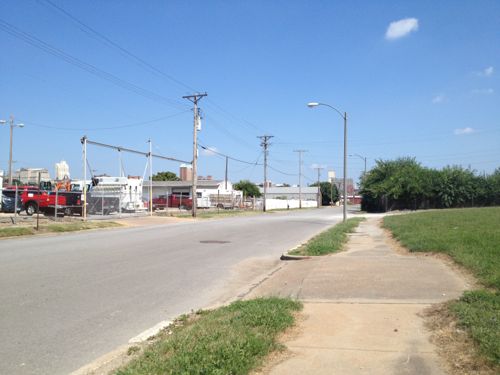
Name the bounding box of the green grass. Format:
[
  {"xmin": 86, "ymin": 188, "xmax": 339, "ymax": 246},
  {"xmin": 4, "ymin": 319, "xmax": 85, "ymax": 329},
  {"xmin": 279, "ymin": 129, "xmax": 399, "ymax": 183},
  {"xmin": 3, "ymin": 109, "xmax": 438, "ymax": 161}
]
[
  {"xmin": 451, "ymin": 290, "xmax": 500, "ymax": 365},
  {"xmin": 383, "ymin": 207, "xmax": 500, "ymax": 366},
  {"xmin": 116, "ymin": 297, "xmax": 302, "ymax": 375},
  {"xmin": 0, "ymin": 221, "xmax": 121, "ymax": 238},
  {"xmin": 0, "ymin": 226, "xmax": 35, "ymax": 238},
  {"xmin": 46, "ymin": 221, "xmax": 121, "ymax": 232},
  {"xmin": 290, "ymin": 217, "xmax": 365, "ymax": 256},
  {"xmin": 383, "ymin": 207, "xmax": 500, "ymax": 289}
]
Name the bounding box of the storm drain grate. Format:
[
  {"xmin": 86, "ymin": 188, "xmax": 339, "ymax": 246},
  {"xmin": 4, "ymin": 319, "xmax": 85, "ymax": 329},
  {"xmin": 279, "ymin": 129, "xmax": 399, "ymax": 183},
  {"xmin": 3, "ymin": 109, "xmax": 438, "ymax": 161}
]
[{"xmin": 200, "ymin": 240, "xmax": 231, "ymax": 244}]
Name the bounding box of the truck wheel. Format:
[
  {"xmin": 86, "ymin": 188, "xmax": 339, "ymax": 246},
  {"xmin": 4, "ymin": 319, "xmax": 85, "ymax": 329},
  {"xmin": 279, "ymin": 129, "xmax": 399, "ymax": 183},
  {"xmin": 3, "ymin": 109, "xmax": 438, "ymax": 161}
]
[
  {"xmin": 216, "ymin": 203, "xmax": 224, "ymax": 209},
  {"xmin": 25, "ymin": 202, "xmax": 38, "ymax": 216},
  {"xmin": 64, "ymin": 207, "xmax": 73, "ymax": 216}
]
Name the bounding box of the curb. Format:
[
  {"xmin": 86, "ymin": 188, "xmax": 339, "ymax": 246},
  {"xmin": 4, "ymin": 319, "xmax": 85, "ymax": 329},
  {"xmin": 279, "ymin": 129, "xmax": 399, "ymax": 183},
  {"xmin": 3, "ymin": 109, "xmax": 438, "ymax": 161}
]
[{"xmin": 280, "ymin": 253, "xmax": 311, "ymax": 260}]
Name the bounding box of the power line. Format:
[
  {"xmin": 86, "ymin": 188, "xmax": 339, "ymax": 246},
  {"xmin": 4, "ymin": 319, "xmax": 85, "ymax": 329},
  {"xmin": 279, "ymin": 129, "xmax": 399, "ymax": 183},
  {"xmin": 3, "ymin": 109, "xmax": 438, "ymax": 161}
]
[
  {"xmin": 198, "ymin": 143, "xmax": 262, "ymax": 165},
  {"xmin": 38, "ymin": 0, "xmax": 198, "ymax": 94},
  {"xmin": 0, "ymin": 19, "xmax": 186, "ymax": 110},
  {"xmin": 19, "ymin": 111, "xmax": 189, "ymax": 131},
  {"xmin": 37, "ymin": 0, "xmax": 276, "ymax": 139}
]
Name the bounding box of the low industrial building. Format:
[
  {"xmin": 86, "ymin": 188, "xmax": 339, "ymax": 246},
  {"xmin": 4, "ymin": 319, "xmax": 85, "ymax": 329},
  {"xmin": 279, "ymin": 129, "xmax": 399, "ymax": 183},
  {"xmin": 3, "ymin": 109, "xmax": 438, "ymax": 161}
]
[{"xmin": 258, "ymin": 186, "xmax": 318, "ymax": 201}]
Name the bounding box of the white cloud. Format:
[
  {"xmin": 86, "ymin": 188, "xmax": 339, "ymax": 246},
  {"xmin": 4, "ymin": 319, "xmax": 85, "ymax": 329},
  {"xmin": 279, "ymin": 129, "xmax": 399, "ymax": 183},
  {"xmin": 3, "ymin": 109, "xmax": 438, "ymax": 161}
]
[
  {"xmin": 385, "ymin": 18, "xmax": 419, "ymax": 40},
  {"xmin": 432, "ymin": 94, "xmax": 445, "ymax": 104},
  {"xmin": 471, "ymin": 88, "xmax": 494, "ymax": 95},
  {"xmin": 475, "ymin": 66, "xmax": 494, "ymax": 77},
  {"xmin": 454, "ymin": 127, "xmax": 475, "ymax": 135},
  {"xmin": 201, "ymin": 146, "xmax": 218, "ymax": 156}
]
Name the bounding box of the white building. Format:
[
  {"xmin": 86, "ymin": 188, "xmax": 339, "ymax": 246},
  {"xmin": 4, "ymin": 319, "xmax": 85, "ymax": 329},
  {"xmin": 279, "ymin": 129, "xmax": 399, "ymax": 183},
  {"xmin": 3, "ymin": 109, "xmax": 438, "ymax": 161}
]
[
  {"xmin": 14, "ymin": 168, "xmax": 51, "ymax": 184},
  {"xmin": 55, "ymin": 160, "xmax": 70, "ymax": 180}
]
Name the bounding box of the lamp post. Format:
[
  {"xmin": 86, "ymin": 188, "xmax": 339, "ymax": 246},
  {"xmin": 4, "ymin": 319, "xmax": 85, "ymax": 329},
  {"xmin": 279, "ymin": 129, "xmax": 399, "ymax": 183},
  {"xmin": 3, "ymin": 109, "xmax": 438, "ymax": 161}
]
[
  {"xmin": 307, "ymin": 102, "xmax": 347, "ymax": 222},
  {"xmin": 1, "ymin": 116, "xmax": 24, "ymax": 185},
  {"xmin": 349, "ymin": 153, "xmax": 367, "ymax": 175}
]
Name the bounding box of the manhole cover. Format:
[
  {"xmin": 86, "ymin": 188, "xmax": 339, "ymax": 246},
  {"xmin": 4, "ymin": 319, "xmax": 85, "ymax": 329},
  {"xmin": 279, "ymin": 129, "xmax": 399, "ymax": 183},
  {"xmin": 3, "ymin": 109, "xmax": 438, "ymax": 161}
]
[{"xmin": 200, "ymin": 240, "xmax": 231, "ymax": 244}]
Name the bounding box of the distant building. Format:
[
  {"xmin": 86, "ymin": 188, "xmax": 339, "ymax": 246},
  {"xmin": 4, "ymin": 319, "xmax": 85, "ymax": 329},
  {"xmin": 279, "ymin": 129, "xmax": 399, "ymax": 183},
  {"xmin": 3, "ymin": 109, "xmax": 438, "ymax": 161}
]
[
  {"xmin": 179, "ymin": 164, "xmax": 192, "ymax": 181},
  {"xmin": 14, "ymin": 168, "xmax": 51, "ymax": 184},
  {"xmin": 258, "ymin": 186, "xmax": 318, "ymax": 201},
  {"xmin": 55, "ymin": 160, "xmax": 70, "ymax": 180}
]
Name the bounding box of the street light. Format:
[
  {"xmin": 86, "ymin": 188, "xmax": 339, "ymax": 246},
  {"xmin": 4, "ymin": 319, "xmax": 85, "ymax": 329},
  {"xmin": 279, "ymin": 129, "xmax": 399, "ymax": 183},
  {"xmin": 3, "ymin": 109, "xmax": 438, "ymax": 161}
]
[
  {"xmin": 1, "ymin": 116, "xmax": 24, "ymax": 185},
  {"xmin": 349, "ymin": 153, "xmax": 367, "ymax": 175},
  {"xmin": 307, "ymin": 102, "xmax": 348, "ymax": 222}
]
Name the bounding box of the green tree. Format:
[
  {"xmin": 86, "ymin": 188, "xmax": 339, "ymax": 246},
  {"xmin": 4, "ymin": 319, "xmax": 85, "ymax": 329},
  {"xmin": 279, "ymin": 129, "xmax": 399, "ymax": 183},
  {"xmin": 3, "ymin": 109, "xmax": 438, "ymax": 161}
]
[
  {"xmin": 310, "ymin": 181, "xmax": 339, "ymax": 205},
  {"xmin": 234, "ymin": 180, "xmax": 261, "ymax": 197},
  {"xmin": 152, "ymin": 171, "xmax": 180, "ymax": 181}
]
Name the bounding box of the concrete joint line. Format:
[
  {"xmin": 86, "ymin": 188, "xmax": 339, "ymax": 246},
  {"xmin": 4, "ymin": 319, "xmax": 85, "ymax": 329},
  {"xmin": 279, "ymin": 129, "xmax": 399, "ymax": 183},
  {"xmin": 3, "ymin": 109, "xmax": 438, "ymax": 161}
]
[{"xmin": 288, "ymin": 344, "xmax": 435, "ymax": 355}]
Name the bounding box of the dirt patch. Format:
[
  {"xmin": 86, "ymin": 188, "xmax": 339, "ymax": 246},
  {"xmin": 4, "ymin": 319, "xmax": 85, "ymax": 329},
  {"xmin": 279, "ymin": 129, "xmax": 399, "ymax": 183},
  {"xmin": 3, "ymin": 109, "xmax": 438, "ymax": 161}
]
[
  {"xmin": 422, "ymin": 303, "xmax": 498, "ymax": 375},
  {"xmin": 251, "ymin": 311, "xmax": 305, "ymax": 375}
]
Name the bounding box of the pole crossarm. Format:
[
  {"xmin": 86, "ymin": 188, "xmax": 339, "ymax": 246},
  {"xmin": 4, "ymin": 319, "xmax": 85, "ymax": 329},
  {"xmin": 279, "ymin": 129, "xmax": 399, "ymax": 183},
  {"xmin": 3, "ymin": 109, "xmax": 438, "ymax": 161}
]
[{"xmin": 80, "ymin": 137, "xmax": 191, "ymax": 164}]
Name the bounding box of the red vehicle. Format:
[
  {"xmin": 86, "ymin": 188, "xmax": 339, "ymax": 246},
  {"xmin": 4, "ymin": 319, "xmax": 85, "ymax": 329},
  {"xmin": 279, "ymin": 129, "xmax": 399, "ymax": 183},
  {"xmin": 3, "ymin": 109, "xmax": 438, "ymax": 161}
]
[
  {"xmin": 6, "ymin": 184, "xmax": 82, "ymax": 216},
  {"xmin": 152, "ymin": 194, "xmax": 192, "ymax": 210}
]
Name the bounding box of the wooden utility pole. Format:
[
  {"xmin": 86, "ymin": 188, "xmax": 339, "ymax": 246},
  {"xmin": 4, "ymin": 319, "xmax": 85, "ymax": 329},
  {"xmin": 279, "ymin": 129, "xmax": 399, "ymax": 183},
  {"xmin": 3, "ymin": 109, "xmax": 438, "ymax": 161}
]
[
  {"xmin": 183, "ymin": 93, "xmax": 207, "ymax": 218},
  {"xmin": 293, "ymin": 149, "xmax": 307, "ymax": 208},
  {"xmin": 314, "ymin": 166, "xmax": 324, "ymax": 208},
  {"xmin": 258, "ymin": 135, "xmax": 273, "ymax": 212}
]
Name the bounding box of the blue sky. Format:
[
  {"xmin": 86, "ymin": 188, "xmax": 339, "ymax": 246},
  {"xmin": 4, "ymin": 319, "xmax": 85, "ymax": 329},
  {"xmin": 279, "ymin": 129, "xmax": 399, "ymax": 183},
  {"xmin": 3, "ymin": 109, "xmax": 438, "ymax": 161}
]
[{"xmin": 1, "ymin": 0, "xmax": 499, "ymax": 185}]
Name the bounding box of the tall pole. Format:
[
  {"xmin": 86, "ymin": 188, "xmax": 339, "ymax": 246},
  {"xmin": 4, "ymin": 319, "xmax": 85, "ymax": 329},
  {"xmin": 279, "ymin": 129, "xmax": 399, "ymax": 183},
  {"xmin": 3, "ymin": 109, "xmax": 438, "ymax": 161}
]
[
  {"xmin": 258, "ymin": 135, "xmax": 273, "ymax": 212},
  {"xmin": 149, "ymin": 139, "xmax": 153, "ymax": 216},
  {"xmin": 8, "ymin": 116, "xmax": 14, "ymax": 185},
  {"xmin": 225, "ymin": 156, "xmax": 228, "ymax": 190},
  {"xmin": 343, "ymin": 112, "xmax": 348, "ymax": 222},
  {"xmin": 294, "ymin": 150, "xmax": 307, "ymax": 208},
  {"xmin": 183, "ymin": 92, "xmax": 207, "ymax": 218},
  {"xmin": 314, "ymin": 166, "xmax": 323, "ymax": 208},
  {"xmin": 82, "ymin": 136, "xmax": 87, "ymax": 221}
]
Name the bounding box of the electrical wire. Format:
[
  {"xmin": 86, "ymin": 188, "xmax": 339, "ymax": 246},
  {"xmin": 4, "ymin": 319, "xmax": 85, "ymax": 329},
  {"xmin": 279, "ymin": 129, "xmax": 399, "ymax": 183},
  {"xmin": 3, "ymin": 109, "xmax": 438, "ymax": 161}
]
[
  {"xmin": 0, "ymin": 19, "xmax": 187, "ymax": 110},
  {"xmin": 19, "ymin": 111, "xmax": 189, "ymax": 131},
  {"xmin": 38, "ymin": 0, "xmax": 198, "ymax": 94},
  {"xmin": 37, "ymin": 0, "xmax": 277, "ymax": 139},
  {"xmin": 198, "ymin": 144, "xmax": 262, "ymax": 165}
]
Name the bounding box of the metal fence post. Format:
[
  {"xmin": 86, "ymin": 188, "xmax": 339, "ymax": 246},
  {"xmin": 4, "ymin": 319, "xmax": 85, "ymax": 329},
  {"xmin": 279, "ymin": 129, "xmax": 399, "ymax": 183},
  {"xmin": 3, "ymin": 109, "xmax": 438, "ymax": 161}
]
[
  {"xmin": 119, "ymin": 188, "xmax": 122, "ymax": 218},
  {"xmin": 101, "ymin": 191, "xmax": 104, "ymax": 216},
  {"xmin": 14, "ymin": 183, "xmax": 18, "ymax": 224},
  {"xmin": 55, "ymin": 189, "xmax": 58, "ymax": 221}
]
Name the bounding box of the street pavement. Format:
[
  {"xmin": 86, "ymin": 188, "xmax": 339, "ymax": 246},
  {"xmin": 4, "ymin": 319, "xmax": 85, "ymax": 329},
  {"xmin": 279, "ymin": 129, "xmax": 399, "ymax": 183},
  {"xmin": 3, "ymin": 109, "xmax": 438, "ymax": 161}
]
[
  {"xmin": 0, "ymin": 207, "xmax": 346, "ymax": 375},
  {"xmin": 247, "ymin": 218, "xmax": 470, "ymax": 375}
]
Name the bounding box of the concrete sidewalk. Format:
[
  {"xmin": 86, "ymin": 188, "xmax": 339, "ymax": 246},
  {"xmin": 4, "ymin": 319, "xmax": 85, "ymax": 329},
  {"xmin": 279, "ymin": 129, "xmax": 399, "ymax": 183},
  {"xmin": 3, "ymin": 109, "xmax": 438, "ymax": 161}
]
[{"xmin": 247, "ymin": 218, "xmax": 470, "ymax": 375}]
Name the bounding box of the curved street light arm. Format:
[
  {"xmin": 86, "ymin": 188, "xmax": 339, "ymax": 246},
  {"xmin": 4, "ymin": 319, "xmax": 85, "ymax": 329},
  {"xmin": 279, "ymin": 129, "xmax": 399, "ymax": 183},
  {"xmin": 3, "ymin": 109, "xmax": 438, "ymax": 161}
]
[{"xmin": 316, "ymin": 103, "xmax": 346, "ymax": 119}]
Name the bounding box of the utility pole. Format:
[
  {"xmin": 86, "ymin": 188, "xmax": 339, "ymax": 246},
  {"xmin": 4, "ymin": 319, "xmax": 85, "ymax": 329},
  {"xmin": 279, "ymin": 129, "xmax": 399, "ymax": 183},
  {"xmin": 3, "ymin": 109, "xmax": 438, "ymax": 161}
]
[
  {"xmin": 0, "ymin": 115, "xmax": 24, "ymax": 185},
  {"xmin": 148, "ymin": 139, "xmax": 153, "ymax": 216},
  {"xmin": 258, "ymin": 135, "xmax": 273, "ymax": 212},
  {"xmin": 225, "ymin": 156, "xmax": 228, "ymax": 190},
  {"xmin": 314, "ymin": 166, "xmax": 324, "ymax": 208},
  {"xmin": 183, "ymin": 92, "xmax": 207, "ymax": 218},
  {"xmin": 293, "ymin": 149, "xmax": 307, "ymax": 208}
]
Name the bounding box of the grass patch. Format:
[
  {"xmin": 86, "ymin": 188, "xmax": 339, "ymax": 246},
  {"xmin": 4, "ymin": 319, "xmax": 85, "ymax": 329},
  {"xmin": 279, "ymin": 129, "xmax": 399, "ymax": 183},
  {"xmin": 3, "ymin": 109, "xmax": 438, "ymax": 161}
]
[
  {"xmin": 451, "ymin": 290, "xmax": 500, "ymax": 365},
  {"xmin": 45, "ymin": 221, "xmax": 121, "ymax": 232},
  {"xmin": 383, "ymin": 207, "xmax": 500, "ymax": 289},
  {"xmin": 290, "ymin": 217, "xmax": 365, "ymax": 256},
  {"xmin": 116, "ymin": 297, "xmax": 302, "ymax": 375},
  {"xmin": 0, "ymin": 221, "xmax": 121, "ymax": 238},
  {"xmin": 383, "ymin": 207, "xmax": 500, "ymax": 367},
  {"xmin": 0, "ymin": 226, "xmax": 35, "ymax": 238}
]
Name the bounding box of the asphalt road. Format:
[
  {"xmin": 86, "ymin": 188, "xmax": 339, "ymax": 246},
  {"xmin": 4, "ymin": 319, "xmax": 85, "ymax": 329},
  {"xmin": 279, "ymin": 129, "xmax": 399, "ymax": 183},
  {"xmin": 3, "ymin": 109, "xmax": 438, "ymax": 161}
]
[{"xmin": 0, "ymin": 207, "xmax": 345, "ymax": 375}]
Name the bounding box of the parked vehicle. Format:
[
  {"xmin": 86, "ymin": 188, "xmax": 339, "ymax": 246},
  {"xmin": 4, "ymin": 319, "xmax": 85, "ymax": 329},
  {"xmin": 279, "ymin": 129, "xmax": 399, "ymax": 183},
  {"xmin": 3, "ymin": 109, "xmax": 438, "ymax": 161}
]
[
  {"xmin": 0, "ymin": 189, "xmax": 22, "ymax": 213},
  {"xmin": 7, "ymin": 184, "xmax": 83, "ymax": 216},
  {"xmin": 152, "ymin": 194, "xmax": 193, "ymax": 210}
]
